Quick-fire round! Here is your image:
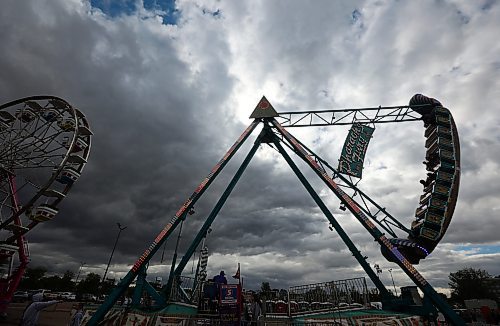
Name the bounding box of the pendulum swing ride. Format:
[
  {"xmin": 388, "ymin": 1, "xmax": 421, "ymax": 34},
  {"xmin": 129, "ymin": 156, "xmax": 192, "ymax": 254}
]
[{"xmin": 88, "ymin": 94, "xmax": 464, "ymax": 325}]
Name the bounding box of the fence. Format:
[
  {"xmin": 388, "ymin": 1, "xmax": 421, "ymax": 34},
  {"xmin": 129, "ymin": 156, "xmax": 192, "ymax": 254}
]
[{"xmin": 287, "ymin": 277, "xmax": 369, "ymax": 316}]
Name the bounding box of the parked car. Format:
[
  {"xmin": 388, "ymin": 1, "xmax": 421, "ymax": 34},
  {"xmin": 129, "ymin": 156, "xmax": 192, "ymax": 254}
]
[
  {"xmin": 81, "ymin": 293, "xmax": 97, "ymax": 302},
  {"xmin": 43, "ymin": 291, "xmax": 59, "ymax": 300},
  {"xmin": 12, "ymin": 291, "xmax": 30, "ymax": 302},
  {"xmin": 32, "ymin": 289, "xmax": 49, "ymax": 298},
  {"xmin": 60, "ymin": 292, "xmax": 76, "ymax": 301}
]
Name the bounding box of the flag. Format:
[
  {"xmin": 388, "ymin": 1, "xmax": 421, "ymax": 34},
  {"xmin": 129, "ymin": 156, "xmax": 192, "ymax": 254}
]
[{"xmin": 232, "ymin": 263, "xmax": 240, "ymax": 279}]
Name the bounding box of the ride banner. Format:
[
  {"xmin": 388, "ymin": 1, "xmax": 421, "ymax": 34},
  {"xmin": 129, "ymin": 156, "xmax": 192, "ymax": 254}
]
[
  {"xmin": 219, "ymin": 284, "xmax": 241, "ymax": 325},
  {"xmin": 338, "ymin": 123, "xmax": 375, "ymax": 178}
]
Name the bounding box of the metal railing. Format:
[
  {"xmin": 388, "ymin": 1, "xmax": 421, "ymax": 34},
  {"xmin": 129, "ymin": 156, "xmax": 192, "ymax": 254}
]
[{"xmin": 288, "ymin": 277, "xmax": 369, "ymax": 316}]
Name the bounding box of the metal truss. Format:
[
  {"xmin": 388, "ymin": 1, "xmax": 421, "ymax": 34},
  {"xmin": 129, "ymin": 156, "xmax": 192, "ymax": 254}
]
[
  {"xmin": 276, "ymin": 105, "xmax": 425, "ymax": 127},
  {"xmin": 271, "ymin": 130, "xmax": 412, "ymax": 238}
]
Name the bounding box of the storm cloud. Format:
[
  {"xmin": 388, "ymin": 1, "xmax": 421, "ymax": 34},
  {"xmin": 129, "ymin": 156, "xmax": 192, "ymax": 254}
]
[{"xmin": 1, "ymin": 0, "xmax": 499, "ymax": 295}]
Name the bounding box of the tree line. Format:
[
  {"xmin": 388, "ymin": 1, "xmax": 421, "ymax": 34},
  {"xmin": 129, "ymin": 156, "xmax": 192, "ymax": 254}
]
[
  {"xmin": 449, "ymin": 267, "xmax": 499, "ymax": 304},
  {"xmin": 18, "ymin": 266, "xmax": 499, "ymax": 304},
  {"xmin": 19, "ymin": 266, "xmax": 116, "ymax": 296}
]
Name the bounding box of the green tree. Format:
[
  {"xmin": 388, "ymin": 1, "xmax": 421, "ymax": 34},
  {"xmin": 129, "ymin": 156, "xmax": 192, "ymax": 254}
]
[
  {"xmin": 449, "ymin": 267, "xmax": 495, "ymax": 303},
  {"xmin": 60, "ymin": 270, "xmax": 75, "ymax": 291},
  {"xmin": 101, "ymin": 278, "xmax": 116, "ymax": 295},
  {"xmin": 77, "ymin": 273, "xmax": 101, "ymax": 295},
  {"xmin": 40, "ymin": 275, "xmax": 62, "ymax": 291},
  {"xmin": 260, "ymin": 282, "xmax": 271, "ymax": 299},
  {"xmin": 19, "ymin": 266, "xmax": 47, "ymax": 290},
  {"xmin": 278, "ymin": 289, "xmax": 288, "ymax": 301}
]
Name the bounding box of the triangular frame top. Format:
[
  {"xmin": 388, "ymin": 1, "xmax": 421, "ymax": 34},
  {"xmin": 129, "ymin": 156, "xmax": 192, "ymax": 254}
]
[{"xmin": 249, "ymin": 95, "xmax": 278, "ymax": 119}]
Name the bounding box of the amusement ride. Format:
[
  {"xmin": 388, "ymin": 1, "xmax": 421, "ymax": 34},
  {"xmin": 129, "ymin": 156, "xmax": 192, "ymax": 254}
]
[
  {"xmin": 0, "ymin": 93, "xmax": 460, "ymax": 324},
  {"xmin": 0, "ymin": 95, "xmax": 92, "ymax": 315},
  {"xmin": 84, "ymin": 93, "xmax": 464, "ymax": 325}
]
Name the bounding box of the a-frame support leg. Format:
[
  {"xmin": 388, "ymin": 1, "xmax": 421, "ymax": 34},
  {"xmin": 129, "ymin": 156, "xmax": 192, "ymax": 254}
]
[
  {"xmin": 271, "ymin": 119, "xmax": 465, "ymax": 325},
  {"xmin": 131, "ymin": 265, "xmax": 167, "ymax": 308},
  {"xmin": 132, "ymin": 266, "xmax": 146, "ymax": 306},
  {"xmin": 164, "ymin": 127, "xmax": 267, "ymax": 300},
  {"xmin": 269, "ymin": 127, "xmax": 392, "ymax": 300},
  {"xmin": 87, "ymin": 121, "xmax": 259, "ymax": 326}
]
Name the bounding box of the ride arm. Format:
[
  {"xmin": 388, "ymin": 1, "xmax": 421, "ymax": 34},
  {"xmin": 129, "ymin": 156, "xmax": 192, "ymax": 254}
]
[{"xmin": 276, "ymin": 105, "xmax": 427, "ymax": 127}]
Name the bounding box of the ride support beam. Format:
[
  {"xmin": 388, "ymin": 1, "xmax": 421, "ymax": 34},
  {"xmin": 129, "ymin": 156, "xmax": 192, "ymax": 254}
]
[
  {"xmin": 166, "ymin": 127, "xmax": 266, "ymax": 299},
  {"xmin": 289, "ymin": 137, "xmax": 411, "ymax": 237},
  {"xmin": 276, "ymin": 105, "xmax": 427, "ymax": 127},
  {"xmin": 87, "ymin": 121, "xmax": 259, "ymax": 325},
  {"xmin": 271, "ymin": 119, "xmax": 465, "ymax": 325},
  {"xmin": 163, "ymin": 221, "xmax": 184, "ymax": 303},
  {"xmin": 143, "ymin": 274, "xmax": 166, "ymax": 306},
  {"xmin": 132, "ymin": 266, "xmax": 146, "ymax": 306},
  {"xmin": 269, "ymin": 127, "xmax": 392, "ymax": 299}
]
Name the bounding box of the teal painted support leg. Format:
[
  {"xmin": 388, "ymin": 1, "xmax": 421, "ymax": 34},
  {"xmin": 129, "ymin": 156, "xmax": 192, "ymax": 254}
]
[
  {"xmin": 143, "ymin": 278, "xmax": 166, "ymax": 307},
  {"xmin": 164, "ymin": 252, "xmax": 178, "ymax": 302},
  {"xmin": 132, "ymin": 265, "xmax": 166, "ymax": 308},
  {"xmin": 163, "ymin": 128, "xmax": 266, "ymax": 299},
  {"xmin": 271, "ymin": 119, "xmax": 464, "ymax": 325},
  {"xmin": 132, "ymin": 266, "xmax": 146, "ymax": 306},
  {"xmin": 271, "ymin": 133, "xmax": 392, "ymax": 299},
  {"xmin": 165, "ymin": 220, "xmax": 184, "ymax": 302},
  {"xmin": 87, "ymin": 272, "xmax": 134, "ymax": 325},
  {"xmin": 87, "ymin": 122, "xmax": 259, "ymax": 325}
]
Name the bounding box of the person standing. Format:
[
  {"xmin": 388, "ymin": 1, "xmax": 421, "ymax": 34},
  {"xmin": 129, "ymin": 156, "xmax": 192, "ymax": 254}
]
[
  {"xmin": 213, "ymin": 271, "xmax": 227, "ymax": 285},
  {"xmin": 69, "ymin": 303, "xmax": 84, "ymax": 326},
  {"xmin": 250, "ymin": 293, "xmax": 262, "ymax": 325},
  {"xmin": 20, "ymin": 293, "xmax": 60, "ymax": 326}
]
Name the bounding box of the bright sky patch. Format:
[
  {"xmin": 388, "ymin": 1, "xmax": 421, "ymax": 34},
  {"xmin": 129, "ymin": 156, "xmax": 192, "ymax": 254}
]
[
  {"xmin": 90, "ymin": 0, "xmax": 179, "ymax": 24},
  {"xmin": 455, "ymin": 244, "xmax": 500, "ymax": 255}
]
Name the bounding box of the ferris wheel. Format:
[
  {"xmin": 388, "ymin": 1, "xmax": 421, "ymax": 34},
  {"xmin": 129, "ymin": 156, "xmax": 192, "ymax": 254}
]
[{"xmin": 0, "ymin": 95, "xmax": 92, "ymax": 311}]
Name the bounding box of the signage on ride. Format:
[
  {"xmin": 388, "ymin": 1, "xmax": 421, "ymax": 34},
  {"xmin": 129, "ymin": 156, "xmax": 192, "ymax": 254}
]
[
  {"xmin": 338, "ymin": 123, "xmax": 375, "ymax": 178},
  {"xmin": 220, "ymin": 284, "xmax": 239, "ymax": 304},
  {"xmin": 219, "ymin": 284, "xmax": 241, "ymax": 325}
]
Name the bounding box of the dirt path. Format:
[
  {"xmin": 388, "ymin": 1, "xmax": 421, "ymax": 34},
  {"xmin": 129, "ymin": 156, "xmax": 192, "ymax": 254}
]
[{"xmin": 2, "ymin": 301, "xmax": 75, "ymax": 326}]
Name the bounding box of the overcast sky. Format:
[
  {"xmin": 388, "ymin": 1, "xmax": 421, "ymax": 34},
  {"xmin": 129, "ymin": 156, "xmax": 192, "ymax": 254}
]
[{"xmin": 1, "ymin": 0, "xmax": 500, "ymax": 296}]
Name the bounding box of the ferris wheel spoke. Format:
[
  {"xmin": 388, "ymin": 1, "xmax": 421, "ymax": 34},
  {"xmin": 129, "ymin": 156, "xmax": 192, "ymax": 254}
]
[
  {"xmin": 10, "ymin": 128, "xmax": 62, "ymax": 156},
  {"xmin": 9, "ymin": 137, "xmax": 66, "ymax": 167},
  {"xmin": 1, "ymin": 126, "xmax": 57, "ymax": 161},
  {"xmin": 14, "ymin": 153, "xmax": 65, "ymax": 168}
]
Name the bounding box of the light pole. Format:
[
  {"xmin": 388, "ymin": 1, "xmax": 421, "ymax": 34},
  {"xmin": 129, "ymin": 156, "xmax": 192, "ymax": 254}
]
[
  {"xmin": 388, "ymin": 268, "xmax": 397, "ymax": 296},
  {"xmin": 102, "ymin": 223, "xmax": 127, "ymax": 285}
]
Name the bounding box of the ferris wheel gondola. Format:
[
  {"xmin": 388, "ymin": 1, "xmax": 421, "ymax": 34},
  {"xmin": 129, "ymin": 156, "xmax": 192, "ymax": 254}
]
[{"xmin": 0, "ymin": 95, "xmax": 92, "ymax": 312}]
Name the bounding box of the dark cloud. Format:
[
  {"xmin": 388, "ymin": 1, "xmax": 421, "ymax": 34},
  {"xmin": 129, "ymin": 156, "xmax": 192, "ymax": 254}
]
[{"xmin": 1, "ymin": 0, "xmax": 500, "ymax": 296}]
